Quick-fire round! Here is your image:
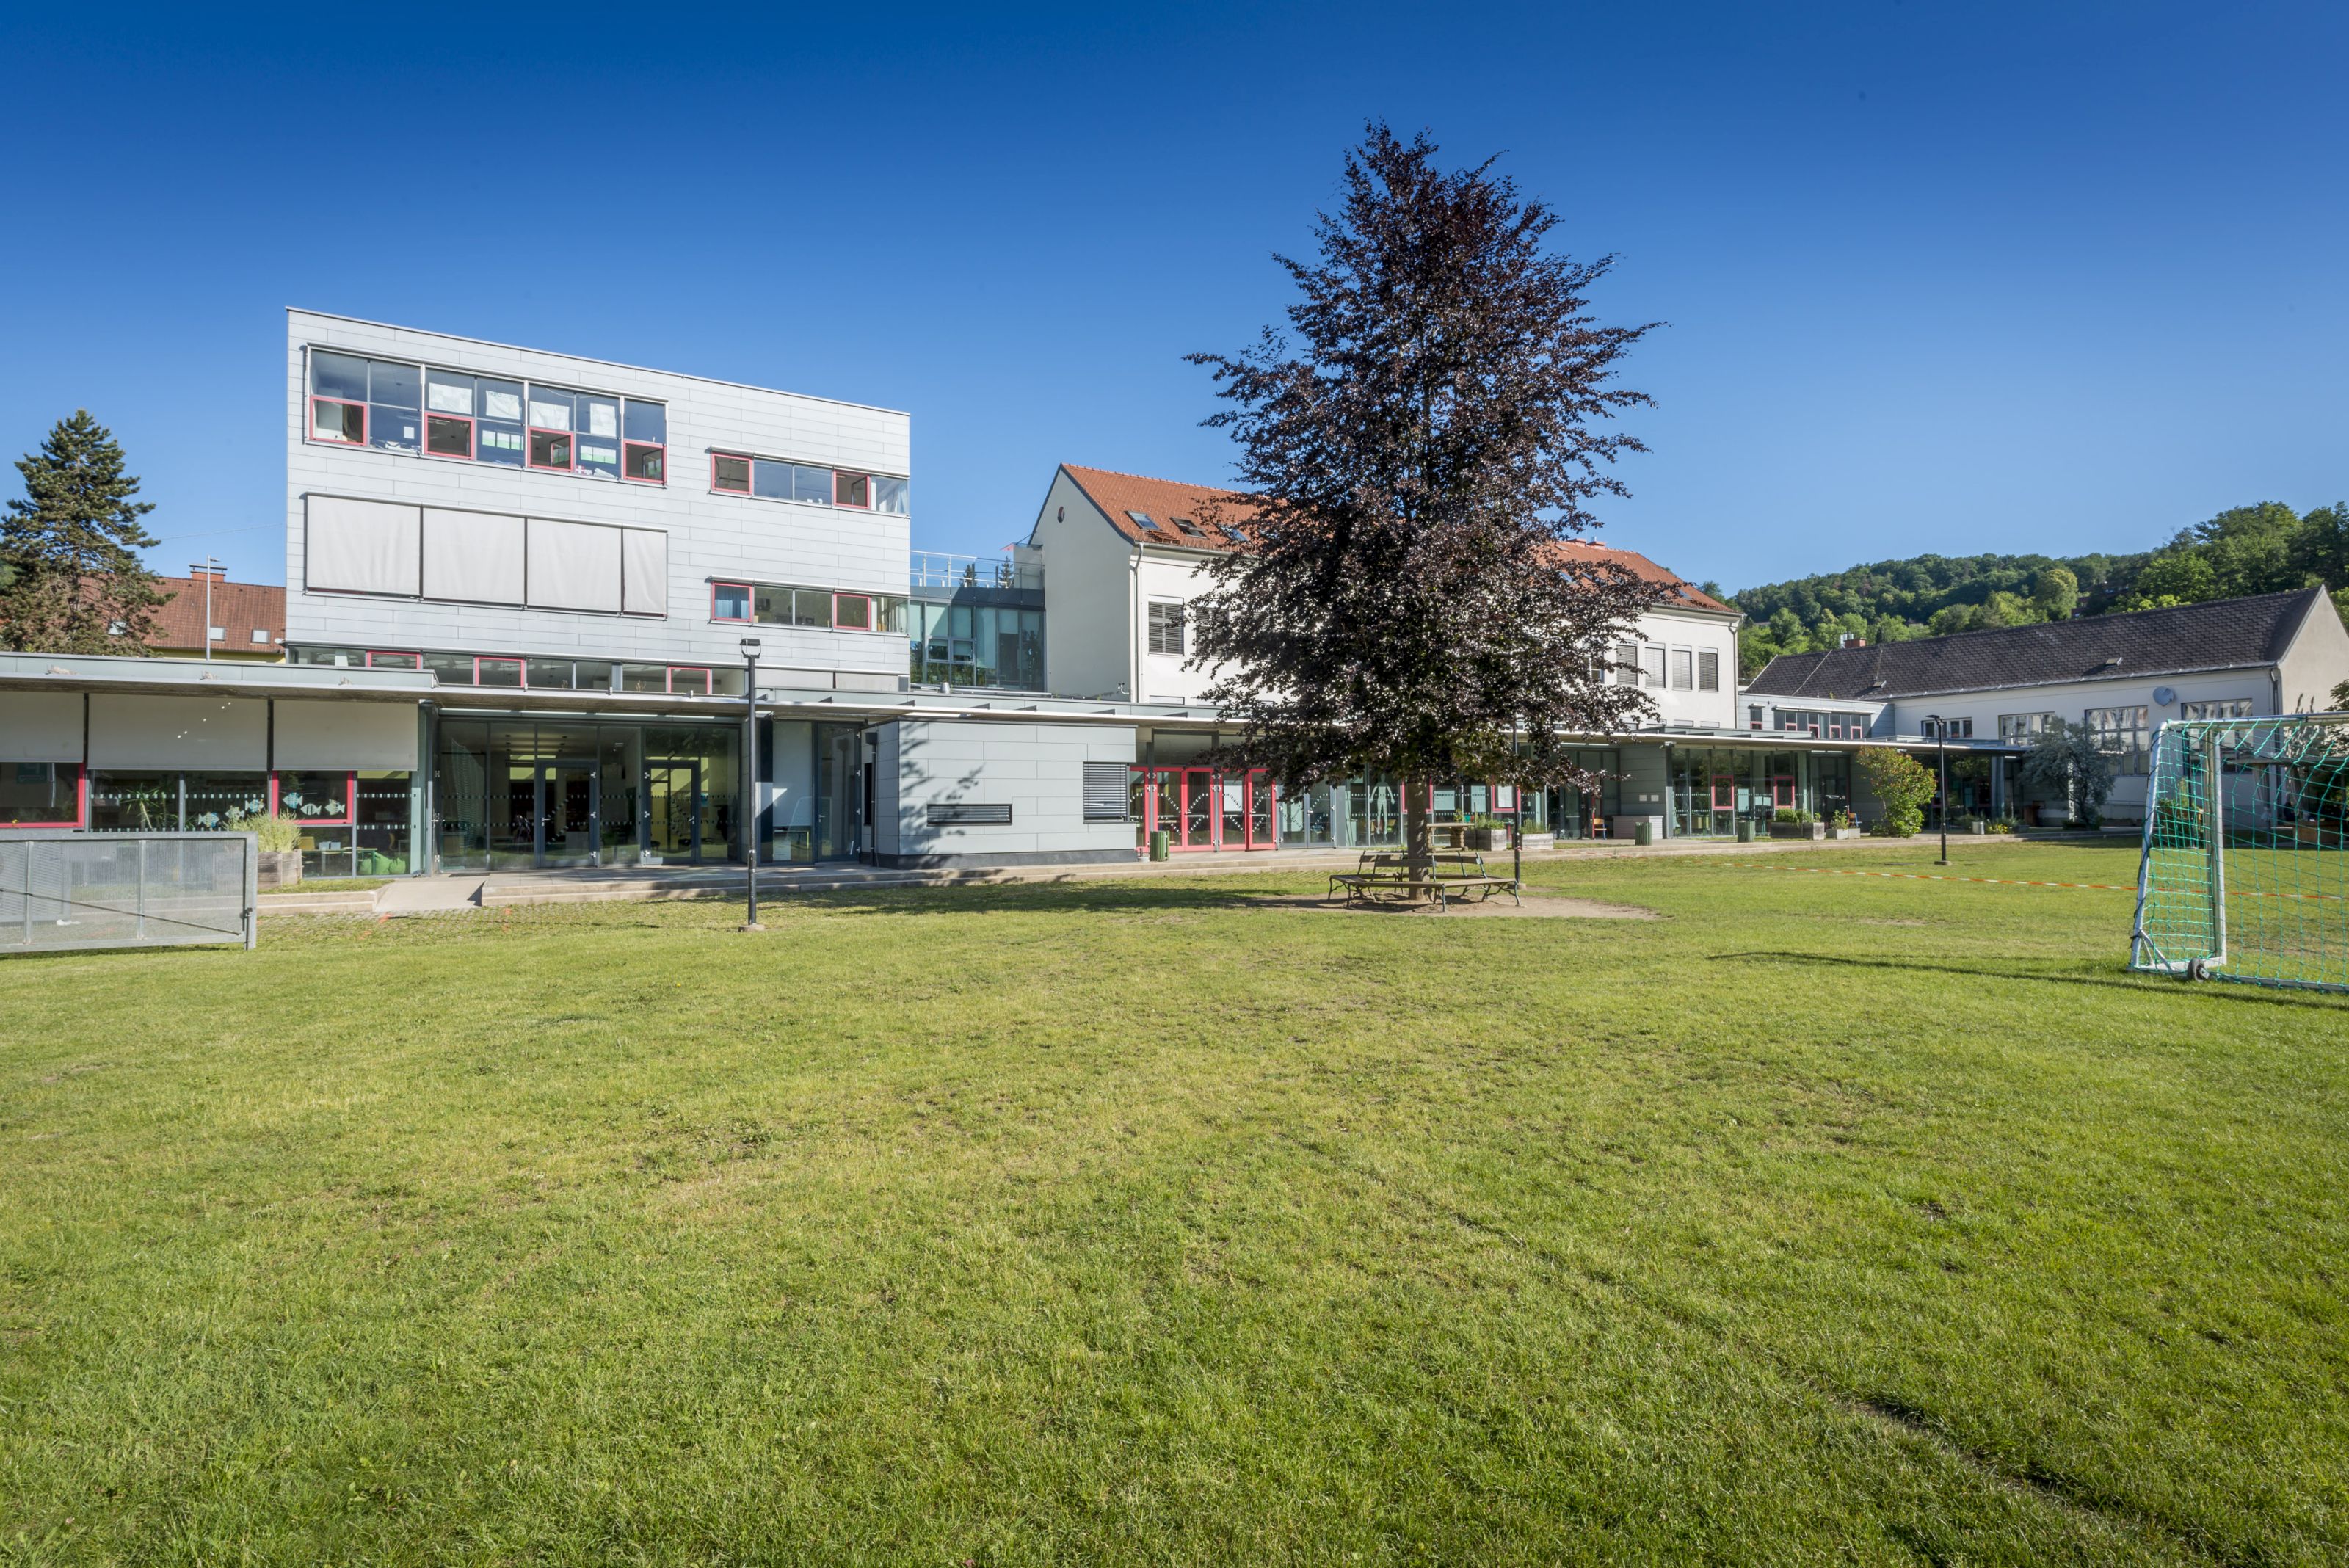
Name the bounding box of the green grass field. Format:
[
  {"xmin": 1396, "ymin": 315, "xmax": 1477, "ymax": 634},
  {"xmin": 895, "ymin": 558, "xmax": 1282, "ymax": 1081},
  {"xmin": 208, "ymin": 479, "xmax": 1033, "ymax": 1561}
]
[{"xmin": 3, "ymin": 841, "xmax": 2344, "ymax": 1565}]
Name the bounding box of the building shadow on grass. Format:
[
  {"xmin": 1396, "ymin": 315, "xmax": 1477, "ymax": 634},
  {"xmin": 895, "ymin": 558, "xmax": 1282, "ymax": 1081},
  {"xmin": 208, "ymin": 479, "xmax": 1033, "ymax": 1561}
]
[{"xmin": 1710, "ymin": 949, "xmax": 2349, "ymax": 1010}]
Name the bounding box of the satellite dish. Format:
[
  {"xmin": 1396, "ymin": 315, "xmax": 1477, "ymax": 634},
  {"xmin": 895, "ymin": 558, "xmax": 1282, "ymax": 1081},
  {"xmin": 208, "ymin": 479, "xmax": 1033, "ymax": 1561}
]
[{"xmin": 2153, "ymin": 686, "xmax": 2176, "ymax": 706}]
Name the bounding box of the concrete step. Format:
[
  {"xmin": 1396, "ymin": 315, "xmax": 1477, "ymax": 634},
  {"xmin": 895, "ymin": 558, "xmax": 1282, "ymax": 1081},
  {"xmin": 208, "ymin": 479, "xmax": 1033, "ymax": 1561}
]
[{"xmin": 257, "ymin": 891, "xmax": 379, "ymax": 915}]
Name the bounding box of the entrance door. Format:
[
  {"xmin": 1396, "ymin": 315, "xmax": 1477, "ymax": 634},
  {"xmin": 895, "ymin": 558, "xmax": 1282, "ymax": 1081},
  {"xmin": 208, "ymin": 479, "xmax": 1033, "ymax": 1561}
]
[
  {"xmin": 540, "ymin": 761, "xmax": 600, "ymax": 867},
  {"xmin": 1183, "ymin": 767, "xmax": 1215, "ymax": 849},
  {"xmin": 1246, "ymin": 770, "xmax": 1276, "ymax": 849},
  {"xmin": 645, "ymin": 759, "xmax": 702, "ymax": 863}
]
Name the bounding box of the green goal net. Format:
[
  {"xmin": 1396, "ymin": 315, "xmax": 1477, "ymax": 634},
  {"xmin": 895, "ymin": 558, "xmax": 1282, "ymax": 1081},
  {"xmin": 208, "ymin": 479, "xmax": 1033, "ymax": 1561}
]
[{"xmin": 2132, "ymin": 712, "xmax": 2349, "ymax": 994}]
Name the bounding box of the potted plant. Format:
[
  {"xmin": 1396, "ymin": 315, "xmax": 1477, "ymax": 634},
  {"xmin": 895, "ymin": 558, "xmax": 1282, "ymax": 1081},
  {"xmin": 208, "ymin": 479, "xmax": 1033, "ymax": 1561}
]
[
  {"xmin": 227, "ymin": 810, "xmax": 304, "ymax": 888},
  {"xmin": 1768, "ymin": 807, "xmax": 1825, "ymax": 841},
  {"xmin": 1955, "ymin": 812, "xmax": 1988, "ymax": 835},
  {"xmin": 1462, "ymin": 813, "xmax": 1511, "ymax": 852},
  {"xmin": 1826, "ymin": 808, "xmax": 1860, "ymax": 841}
]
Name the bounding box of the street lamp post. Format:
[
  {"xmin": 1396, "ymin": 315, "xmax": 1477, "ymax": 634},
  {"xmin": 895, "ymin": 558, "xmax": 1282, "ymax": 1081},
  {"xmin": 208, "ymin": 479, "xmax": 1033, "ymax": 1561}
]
[
  {"xmin": 1925, "ymin": 712, "xmax": 1949, "ymax": 865},
  {"xmin": 741, "ymin": 636, "xmax": 763, "ymax": 931}
]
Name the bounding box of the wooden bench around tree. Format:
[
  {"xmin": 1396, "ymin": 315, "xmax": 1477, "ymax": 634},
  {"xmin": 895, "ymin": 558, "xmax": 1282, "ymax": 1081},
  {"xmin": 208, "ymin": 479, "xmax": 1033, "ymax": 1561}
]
[{"xmin": 1326, "ymin": 852, "xmax": 1522, "ymax": 912}]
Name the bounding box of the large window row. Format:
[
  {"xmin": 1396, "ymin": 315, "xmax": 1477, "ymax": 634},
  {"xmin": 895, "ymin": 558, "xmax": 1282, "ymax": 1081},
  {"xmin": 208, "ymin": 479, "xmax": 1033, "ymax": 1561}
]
[
  {"xmin": 709, "ymin": 581, "xmax": 910, "ymax": 635},
  {"xmin": 911, "ymin": 601, "xmax": 1045, "ymax": 690},
  {"xmin": 308, "ymin": 349, "xmax": 667, "ymax": 484},
  {"xmin": 291, "ymin": 646, "xmax": 748, "ymax": 697},
  {"xmin": 711, "ymin": 453, "xmax": 908, "ymax": 515},
  {"xmin": 1612, "ymin": 640, "xmax": 1721, "ymax": 692}
]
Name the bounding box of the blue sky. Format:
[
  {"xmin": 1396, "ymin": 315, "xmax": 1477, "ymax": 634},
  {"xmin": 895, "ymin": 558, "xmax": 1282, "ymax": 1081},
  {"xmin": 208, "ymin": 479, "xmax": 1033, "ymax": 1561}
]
[{"xmin": 1, "ymin": 2, "xmax": 2342, "ymax": 595}]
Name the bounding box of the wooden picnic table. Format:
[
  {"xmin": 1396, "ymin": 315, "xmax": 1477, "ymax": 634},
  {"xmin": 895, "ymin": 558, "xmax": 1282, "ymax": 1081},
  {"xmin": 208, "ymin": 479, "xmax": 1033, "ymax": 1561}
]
[{"xmin": 1327, "ymin": 852, "xmax": 1522, "ymax": 912}]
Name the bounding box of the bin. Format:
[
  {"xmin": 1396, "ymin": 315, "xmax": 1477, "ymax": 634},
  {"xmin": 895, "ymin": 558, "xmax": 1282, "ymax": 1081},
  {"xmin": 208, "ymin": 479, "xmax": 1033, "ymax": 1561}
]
[
  {"xmin": 1635, "ymin": 821, "xmax": 1655, "ymax": 846},
  {"xmin": 1735, "ymin": 819, "xmax": 1755, "ymax": 843},
  {"xmin": 1149, "ymin": 829, "xmax": 1172, "ymax": 861}
]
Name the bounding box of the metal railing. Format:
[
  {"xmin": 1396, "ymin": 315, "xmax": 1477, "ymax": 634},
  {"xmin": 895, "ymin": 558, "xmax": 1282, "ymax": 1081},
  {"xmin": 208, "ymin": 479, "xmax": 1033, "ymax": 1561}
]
[
  {"xmin": 1, "ymin": 832, "xmax": 258, "ymax": 955},
  {"xmin": 908, "ymin": 552, "xmax": 1043, "ymax": 594}
]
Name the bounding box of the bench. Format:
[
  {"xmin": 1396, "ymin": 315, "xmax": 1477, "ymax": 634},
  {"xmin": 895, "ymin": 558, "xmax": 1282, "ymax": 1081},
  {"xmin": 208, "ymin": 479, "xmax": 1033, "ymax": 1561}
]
[{"xmin": 1328, "ymin": 852, "xmax": 1522, "ymax": 911}]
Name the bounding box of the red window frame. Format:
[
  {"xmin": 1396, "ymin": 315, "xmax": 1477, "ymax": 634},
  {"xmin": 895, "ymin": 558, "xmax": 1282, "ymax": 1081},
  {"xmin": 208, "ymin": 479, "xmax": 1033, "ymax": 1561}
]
[
  {"xmin": 269, "ymin": 770, "xmax": 356, "ymax": 827},
  {"xmin": 1772, "ymin": 776, "xmax": 1796, "ymax": 810},
  {"xmin": 424, "ymin": 413, "xmax": 474, "ymax": 460},
  {"xmin": 668, "ymin": 667, "xmax": 714, "ymax": 696},
  {"xmin": 528, "ymin": 428, "xmax": 574, "ymax": 471},
  {"xmin": 834, "ymin": 471, "xmax": 871, "ymax": 509},
  {"xmin": 832, "ymin": 592, "xmax": 874, "ymax": 631},
  {"xmin": 364, "ymin": 650, "xmax": 421, "ymax": 669},
  {"xmin": 711, "ymin": 454, "xmax": 752, "ymax": 493},
  {"xmin": 624, "ymin": 442, "xmax": 666, "ymax": 484},
  {"xmin": 310, "ymin": 397, "xmax": 365, "ymax": 446},
  {"xmin": 0, "ymin": 764, "xmax": 87, "ymax": 829},
  {"xmin": 476, "ymin": 656, "xmax": 525, "ymax": 687},
  {"xmin": 1710, "ymin": 774, "xmax": 1735, "ymax": 811},
  {"xmin": 711, "ymin": 581, "xmax": 752, "ymax": 622}
]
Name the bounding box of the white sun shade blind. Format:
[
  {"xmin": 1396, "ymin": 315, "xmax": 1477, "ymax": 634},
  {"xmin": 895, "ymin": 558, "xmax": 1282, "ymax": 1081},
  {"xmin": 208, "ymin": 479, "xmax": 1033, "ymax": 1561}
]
[
  {"xmin": 526, "ymin": 519, "xmax": 623, "ymax": 613},
  {"xmin": 272, "ymin": 700, "xmax": 419, "ymax": 769},
  {"xmin": 421, "ymin": 509, "xmax": 525, "ymax": 604},
  {"xmin": 622, "ymin": 529, "xmax": 667, "ymax": 617},
  {"xmin": 0, "ymin": 692, "xmax": 84, "ymax": 762},
  {"xmin": 306, "ymin": 496, "xmax": 421, "ymax": 597}
]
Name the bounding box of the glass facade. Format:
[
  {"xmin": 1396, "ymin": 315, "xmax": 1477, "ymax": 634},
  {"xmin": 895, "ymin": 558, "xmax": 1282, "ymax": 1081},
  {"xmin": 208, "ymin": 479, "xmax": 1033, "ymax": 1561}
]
[
  {"xmin": 0, "ymin": 761, "xmax": 82, "ymax": 825},
  {"xmin": 1663, "ymin": 747, "xmax": 1854, "ymax": 835},
  {"xmin": 909, "ymin": 600, "xmax": 1045, "ymax": 689},
  {"xmin": 434, "ymin": 719, "xmax": 741, "ymax": 873}
]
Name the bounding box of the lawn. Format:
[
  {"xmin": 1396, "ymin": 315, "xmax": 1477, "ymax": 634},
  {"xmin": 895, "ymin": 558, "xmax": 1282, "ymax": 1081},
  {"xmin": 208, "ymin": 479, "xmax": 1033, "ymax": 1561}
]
[{"xmin": 1, "ymin": 841, "xmax": 2343, "ymax": 1565}]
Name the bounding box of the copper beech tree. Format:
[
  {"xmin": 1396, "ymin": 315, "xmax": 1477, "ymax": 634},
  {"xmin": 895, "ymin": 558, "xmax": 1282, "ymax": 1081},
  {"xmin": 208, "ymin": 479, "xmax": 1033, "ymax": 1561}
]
[{"xmin": 1188, "ymin": 123, "xmax": 1665, "ymax": 879}]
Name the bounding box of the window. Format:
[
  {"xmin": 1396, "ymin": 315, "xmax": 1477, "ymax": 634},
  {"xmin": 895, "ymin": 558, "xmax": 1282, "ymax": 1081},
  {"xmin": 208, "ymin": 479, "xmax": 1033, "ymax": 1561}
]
[
  {"xmin": 476, "ymin": 657, "xmax": 523, "ymax": 687},
  {"xmin": 426, "ymin": 411, "xmax": 473, "ymax": 459},
  {"xmin": 526, "ymin": 659, "xmax": 574, "ymax": 689},
  {"xmin": 0, "ymin": 761, "xmax": 83, "ymax": 826},
  {"xmin": 1669, "ymin": 648, "xmax": 1693, "ymax": 689},
  {"xmin": 623, "ymin": 401, "xmax": 666, "ymax": 483},
  {"xmin": 529, "ymin": 429, "xmax": 573, "ymax": 471},
  {"xmin": 574, "ymin": 394, "xmax": 621, "ymax": 479},
  {"xmin": 834, "ymin": 593, "xmax": 873, "ymax": 631},
  {"xmin": 669, "ymin": 667, "xmax": 713, "ymax": 697},
  {"xmin": 1616, "ymin": 642, "xmax": 1641, "ymax": 686},
  {"xmin": 250, "ymin": 628, "xmax": 272, "ymax": 644},
  {"xmin": 874, "ymin": 476, "xmax": 909, "ymax": 514},
  {"xmin": 1698, "ymin": 650, "xmax": 1721, "ymax": 692},
  {"xmin": 625, "ymin": 442, "xmax": 665, "ymax": 482},
  {"xmin": 367, "ymin": 360, "xmax": 421, "ymax": 454},
  {"xmin": 1172, "ymin": 515, "xmax": 1205, "ymax": 537},
  {"xmin": 1749, "ymin": 705, "xmax": 1765, "ymax": 730},
  {"xmin": 2182, "ymin": 698, "xmax": 2255, "ymax": 721},
  {"xmin": 1922, "ymin": 717, "xmax": 1973, "ymax": 740},
  {"xmin": 1083, "ymin": 761, "xmax": 1130, "ymax": 822},
  {"xmin": 713, "ymin": 454, "xmax": 752, "ymax": 493},
  {"xmin": 2085, "ymin": 705, "xmax": 2151, "ymax": 773},
  {"xmin": 311, "ymin": 396, "xmax": 364, "ymax": 445},
  {"xmin": 1773, "ymin": 776, "xmax": 1796, "ymax": 809},
  {"xmin": 835, "ymin": 472, "xmax": 871, "ymax": 509},
  {"xmin": 366, "ymin": 650, "xmax": 420, "ymax": 669},
  {"xmin": 1128, "ymin": 511, "xmax": 1162, "ymax": 533},
  {"xmin": 477, "ymin": 377, "xmax": 525, "ymax": 467},
  {"xmin": 713, "ymin": 583, "xmax": 751, "ymax": 621},
  {"xmin": 793, "ymin": 588, "xmax": 832, "ymax": 627},
  {"xmin": 1998, "ymin": 711, "xmax": 2061, "ymax": 744},
  {"xmin": 1223, "ymin": 523, "xmax": 1249, "ymax": 544},
  {"xmin": 1641, "ymin": 645, "xmax": 1666, "ymax": 689},
  {"xmin": 1148, "ymin": 600, "xmax": 1186, "ymax": 655},
  {"xmin": 207, "ymin": 626, "xmax": 225, "ymax": 643}
]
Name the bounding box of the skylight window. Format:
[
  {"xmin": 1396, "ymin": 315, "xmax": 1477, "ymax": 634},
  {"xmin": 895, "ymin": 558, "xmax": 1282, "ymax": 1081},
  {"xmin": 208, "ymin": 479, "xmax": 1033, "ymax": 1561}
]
[
  {"xmin": 1171, "ymin": 515, "xmax": 1205, "ymax": 537},
  {"xmin": 1127, "ymin": 510, "xmax": 1162, "ymax": 531},
  {"xmin": 1223, "ymin": 523, "xmax": 1249, "ymax": 543}
]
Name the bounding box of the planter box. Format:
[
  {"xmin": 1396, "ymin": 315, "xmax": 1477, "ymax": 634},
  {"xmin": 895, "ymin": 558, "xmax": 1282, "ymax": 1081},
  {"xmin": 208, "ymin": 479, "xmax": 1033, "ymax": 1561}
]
[
  {"xmin": 1517, "ymin": 832, "xmax": 1555, "ymax": 854},
  {"xmin": 255, "ymin": 851, "xmax": 302, "ymax": 890},
  {"xmin": 1463, "ymin": 827, "xmax": 1509, "ymax": 852},
  {"xmin": 1826, "ymin": 826, "xmax": 1861, "ymax": 841},
  {"xmin": 1768, "ymin": 821, "xmax": 1826, "ymax": 841}
]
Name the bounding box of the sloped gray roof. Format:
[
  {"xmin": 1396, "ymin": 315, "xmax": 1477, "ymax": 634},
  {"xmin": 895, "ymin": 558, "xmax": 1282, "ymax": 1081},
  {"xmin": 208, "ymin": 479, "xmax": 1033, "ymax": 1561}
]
[{"xmin": 1746, "ymin": 587, "xmax": 2329, "ymax": 700}]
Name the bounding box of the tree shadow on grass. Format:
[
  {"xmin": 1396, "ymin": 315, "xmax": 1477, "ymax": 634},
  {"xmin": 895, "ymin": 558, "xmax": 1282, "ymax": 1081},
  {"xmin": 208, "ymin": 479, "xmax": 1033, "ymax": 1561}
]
[{"xmin": 1711, "ymin": 949, "xmax": 2349, "ymax": 1011}]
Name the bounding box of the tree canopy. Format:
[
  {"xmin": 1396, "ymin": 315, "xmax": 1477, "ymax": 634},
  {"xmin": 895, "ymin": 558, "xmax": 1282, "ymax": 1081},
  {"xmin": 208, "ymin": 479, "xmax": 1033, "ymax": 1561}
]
[
  {"xmin": 1188, "ymin": 123, "xmax": 1663, "ymax": 868},
  {"xmin": 0, "ymin": 410, "xmax": 167, "ymax": 654}
]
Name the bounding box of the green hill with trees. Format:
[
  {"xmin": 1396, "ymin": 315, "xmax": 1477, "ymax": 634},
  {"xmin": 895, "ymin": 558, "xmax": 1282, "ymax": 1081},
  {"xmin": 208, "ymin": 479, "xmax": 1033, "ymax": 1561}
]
[{"xmin": 1718, "ymin": 500, "xmax": 2349, "ymax": 677}]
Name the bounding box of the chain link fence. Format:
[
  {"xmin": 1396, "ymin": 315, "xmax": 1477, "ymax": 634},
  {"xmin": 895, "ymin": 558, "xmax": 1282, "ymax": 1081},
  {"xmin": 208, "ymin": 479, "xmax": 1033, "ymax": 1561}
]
[{"xmin": 0, "ymin": 832, "xmax": 258, "ymax": 955}]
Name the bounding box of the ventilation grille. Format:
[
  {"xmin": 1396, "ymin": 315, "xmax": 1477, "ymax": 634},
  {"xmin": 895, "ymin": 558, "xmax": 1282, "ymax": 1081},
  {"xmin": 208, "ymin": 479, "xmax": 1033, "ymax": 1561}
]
[
  {"xmin": 1083, "ymin": 762, "xmax": 1130, "ymax": 822},
  {"xmin": 927, "ymin": 802, "xmax": 1012, "ymax": 827}
]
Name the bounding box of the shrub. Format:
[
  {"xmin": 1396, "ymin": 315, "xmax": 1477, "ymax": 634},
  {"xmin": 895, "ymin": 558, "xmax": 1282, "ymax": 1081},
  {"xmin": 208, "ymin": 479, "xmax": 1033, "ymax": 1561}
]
[
  {"xmin": 1830, "ymin": 809, "xmax": 1855, "ymax": 830},
  {"xmin": 1771, "ymin": 807, "xmax": 1815, "ymax": 824},
  {"xmin": 225, "ymin": 810, "xmax": 302, "ymax": 853},
  {"xmin": 1857, "ymin": 748, "xmax": 1935, "ymax": 836}
]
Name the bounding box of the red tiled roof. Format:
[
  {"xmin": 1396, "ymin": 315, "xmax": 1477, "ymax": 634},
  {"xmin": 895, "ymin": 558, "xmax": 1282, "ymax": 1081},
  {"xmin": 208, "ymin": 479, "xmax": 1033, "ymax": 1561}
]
[
  {"xmin": 1061, "ymin": 464, "xmax": 1260, "ymax": 551},
  {"xmin": 145, "ymin": 573, "xmax": 286, "ymax": 653},
  {"xmin": 1060, "ymin": 462, "xmax": 1730, "ymax": 613},
  {"xmin": 1544, "ymin": 540, "xmax": 1734, "ymax": 614}
]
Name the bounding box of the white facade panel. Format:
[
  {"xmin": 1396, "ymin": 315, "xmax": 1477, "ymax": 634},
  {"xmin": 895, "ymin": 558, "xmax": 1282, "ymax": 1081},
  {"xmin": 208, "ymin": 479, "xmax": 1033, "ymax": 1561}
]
[
  {"xmin": 272, "ymin": 700, "xmax": 421, "ymax": 770},
  {"xmin": 527, "ymin": 518, "xmax": 624, "ymax": 614},
  {"xmin": 622, "ymin": 529, "xmax": 667, "ymax": 617},
  {"xmin": 422, "ymin": 507, "xmax": 525, "ymax": 604},
  {"xmin": 306, "ymin": 495, "xmax": 421, "ymax": 598},
  {"xmin": 0, "ymin": 692, "xmax": 84, "ymax": 761},
  {"xmin": 87, "ymin": 696, "xmax": 269, "ymax": 769}
]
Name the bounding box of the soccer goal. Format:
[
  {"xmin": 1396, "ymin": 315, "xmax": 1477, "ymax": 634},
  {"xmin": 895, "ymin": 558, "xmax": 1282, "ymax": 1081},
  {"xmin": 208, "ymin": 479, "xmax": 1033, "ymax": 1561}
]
[{"xmin": 2131, "ymin": 712, "xmax": 2349, "ymax": 994}]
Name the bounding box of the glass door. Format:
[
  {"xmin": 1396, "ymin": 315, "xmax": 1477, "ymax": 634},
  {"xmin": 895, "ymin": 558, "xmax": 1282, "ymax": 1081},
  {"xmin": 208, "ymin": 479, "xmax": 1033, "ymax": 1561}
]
[
  {"xmin": 645, "ymin": 759, "xmax": 702, "ymax": 863},
  {"xmin": 1220, "ymin": 774, "xmax": 1246, "ymax": 848},
  {"xmin": 1182, "ymin": 767, "xmax": 1215, "ymax": 849},
  {"xmin": 491, "ymin": 761, "xmax": 538, "ymax": 871},
  {"xmin": 1246, "ymin": 770, "xmax": 1276, "ymax": 849},
  {"xmin": 541, "ymin": 761, "xmax": 600, "ymax": 868}
]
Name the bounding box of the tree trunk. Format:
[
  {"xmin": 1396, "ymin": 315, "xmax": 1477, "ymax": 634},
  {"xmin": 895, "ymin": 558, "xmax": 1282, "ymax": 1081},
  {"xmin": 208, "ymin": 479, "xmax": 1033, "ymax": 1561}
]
[{"xmin": 1404, "ymin": 774, "xmax": 1433, "ymax": 887}]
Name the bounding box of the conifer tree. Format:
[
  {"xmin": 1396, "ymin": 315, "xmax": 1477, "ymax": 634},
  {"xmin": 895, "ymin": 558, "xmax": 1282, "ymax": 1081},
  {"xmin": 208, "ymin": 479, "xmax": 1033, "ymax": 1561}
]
[
  {"xmin": 0, "ymin": 410, "xmax": 167, "ymax": 653},
  {"xmin": 1188, "ymin": 124, "xmax": 1663, "ymax": 881}
]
